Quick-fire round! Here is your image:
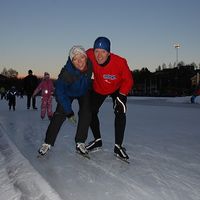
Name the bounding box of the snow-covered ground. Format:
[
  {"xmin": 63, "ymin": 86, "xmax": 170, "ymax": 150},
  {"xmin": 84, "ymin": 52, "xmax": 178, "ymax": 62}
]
[{"xmin": 0, "ymin": 96, "xmax": 200, "ymax": 200}]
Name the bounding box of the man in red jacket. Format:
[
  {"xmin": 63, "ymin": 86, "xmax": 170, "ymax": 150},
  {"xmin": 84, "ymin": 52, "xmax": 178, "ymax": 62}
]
[{"xmin": 86, "ymin": 36, "xmax": 133, "ymax": 160}]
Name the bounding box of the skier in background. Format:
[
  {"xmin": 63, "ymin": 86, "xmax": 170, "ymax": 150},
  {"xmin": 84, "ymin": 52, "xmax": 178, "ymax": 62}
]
[{"xmin": 32, "ymin": 72, "xmax": 54, "ymax": 120}]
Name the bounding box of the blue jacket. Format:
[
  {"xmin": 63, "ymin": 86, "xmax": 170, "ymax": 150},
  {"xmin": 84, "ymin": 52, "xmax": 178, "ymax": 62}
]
[{"xmin": 55, "ymin": 58, "xmax": 92, "ymax": 114}]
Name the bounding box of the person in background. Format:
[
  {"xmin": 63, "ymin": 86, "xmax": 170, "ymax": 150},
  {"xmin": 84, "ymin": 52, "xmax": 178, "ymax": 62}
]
[
  {"xmin": 38, "ymin": 45, "xmax": 93, "ymax": 156},
  {"xmin": 7, "ymin": 86, "xmax": 17, "ymax": 111},
  {"xmin": 191, "ymin": 84, "xmax": 200, "ymax": 103},
  {"xmin": 0, "ymin": 86, "xmax": 6, "ymax": 100},
  {"xmin": 32, "ymin": 72, "xmax": 54, "ymax": 120},
  {"xmin": 86, "ymin": 36, "xmax": 134, "ymax": 160},
  {"xmin": 23, "ymin": 69, "xmax": 38, "ymax": 109}
]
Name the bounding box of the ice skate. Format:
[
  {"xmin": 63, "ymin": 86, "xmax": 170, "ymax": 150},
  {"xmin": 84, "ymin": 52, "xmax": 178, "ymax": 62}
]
[
  {"xmin": 38, "ymin": 143, "xmax": 51, "ymax": 157},
  {"xmin": 76, "ymin": 143, "xmax": 90, "ymax": 159},
  {"xmin": 114, "ymin": 144, "xmax": 129, "ymax": 163}
]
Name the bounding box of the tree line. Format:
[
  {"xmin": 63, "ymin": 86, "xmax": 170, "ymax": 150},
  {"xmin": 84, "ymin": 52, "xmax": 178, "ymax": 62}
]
[
  {"xmin": 1, "ymin": 62, "xmax": 200, "ymax": 97},
  {"xmin": 131, "ymin": 62, "xmax": 199, "ymax": 96}
]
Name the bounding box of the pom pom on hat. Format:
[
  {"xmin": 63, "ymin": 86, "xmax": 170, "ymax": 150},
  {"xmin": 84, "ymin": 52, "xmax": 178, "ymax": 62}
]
[{"xmin": 69, "ymin": 45, "xmax": 87, "ymax": 61}]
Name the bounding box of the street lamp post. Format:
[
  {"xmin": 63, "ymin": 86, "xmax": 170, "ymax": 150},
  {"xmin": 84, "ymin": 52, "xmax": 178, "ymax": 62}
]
[{"xmin": 174, "ymin": 44, "xmax": 180, "ymax": 66}]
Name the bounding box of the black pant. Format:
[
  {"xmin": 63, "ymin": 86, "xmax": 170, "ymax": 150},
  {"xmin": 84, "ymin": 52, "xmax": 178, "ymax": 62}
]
[
  {"xmin": 45, "ymin": 92, "xmax": 91, "ymax": 146},
  {"xmin": 9, "ymin": 97, "xmax": 16, "ymax": 110},
  {"xmin": 90, "ymin": 91, "xmax": 126, "ymax": 146},
  {"xmin": 27, "ymin": 94, "xmax": 36, "ymax": 108}
]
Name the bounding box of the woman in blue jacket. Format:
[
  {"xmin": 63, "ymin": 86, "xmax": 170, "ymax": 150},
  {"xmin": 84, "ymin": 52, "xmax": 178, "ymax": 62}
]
[{"xmin": 38, "ymin": 45, "xmax": 92, "ymax": 156}]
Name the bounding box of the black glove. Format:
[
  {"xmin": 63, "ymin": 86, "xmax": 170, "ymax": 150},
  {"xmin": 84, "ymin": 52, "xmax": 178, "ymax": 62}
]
[
  {"xmin": 114, "ymin": 93, "xmax": 127, "ymax": 114},
  {"xmin": 66, "ymin": 112, "xmax": 74, "ymax": 118}
]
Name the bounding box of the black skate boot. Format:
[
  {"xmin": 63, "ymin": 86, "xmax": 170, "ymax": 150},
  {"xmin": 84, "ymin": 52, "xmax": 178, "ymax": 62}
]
[
  {"xmin": 86, "ymin": 138, "xmax": 102, "ymax": 151},
  {"xmin": 114, "ymin": 144, "xmax": 129, "ymax": 161}
]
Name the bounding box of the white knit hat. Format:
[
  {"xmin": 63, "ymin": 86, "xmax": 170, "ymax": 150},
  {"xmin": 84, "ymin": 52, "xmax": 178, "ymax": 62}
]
[
  {"xmin": 69, "ymin": 45, "xmax": 87, "ymax": 61},
  {"xmin": 44, "ymin": 72, "xmax": 50, "ymax": 79}
]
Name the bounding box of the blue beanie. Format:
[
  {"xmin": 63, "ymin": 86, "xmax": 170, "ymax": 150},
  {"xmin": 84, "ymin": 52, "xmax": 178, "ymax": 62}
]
[{"xmin": 93, "ymin": 37, "xmax": 111, "ymax": 52}]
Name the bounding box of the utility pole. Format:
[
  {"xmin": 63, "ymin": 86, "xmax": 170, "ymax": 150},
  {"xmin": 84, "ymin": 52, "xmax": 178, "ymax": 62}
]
[{"xmin": 174, "ymin": 44, "xmax": 180, "ymax": 66}]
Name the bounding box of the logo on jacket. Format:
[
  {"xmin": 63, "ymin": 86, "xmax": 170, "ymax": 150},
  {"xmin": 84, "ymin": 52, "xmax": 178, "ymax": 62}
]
[{"xmin": 103, "ymin": 74, "xmax": 116, "ymax": 80}]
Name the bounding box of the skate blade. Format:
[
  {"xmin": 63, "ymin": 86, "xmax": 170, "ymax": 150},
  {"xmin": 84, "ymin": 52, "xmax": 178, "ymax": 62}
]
[
  {"xmin": 37, "ymin": 154, "xmax": 46, "ymax": 158},
  {"xmin": 76, "ymin": 151, "xmax": 90, "ymax": 159},
  {"xmin": 37, "ymin": 151, "xmax": 48, "ymax": 158},
  {"xmin": 87, "ymin": 147, "xmax": 102, "ymax": 153},
  {"xmin": 115, "ymin": 154, "xmax": 130, "ymax": 164}
]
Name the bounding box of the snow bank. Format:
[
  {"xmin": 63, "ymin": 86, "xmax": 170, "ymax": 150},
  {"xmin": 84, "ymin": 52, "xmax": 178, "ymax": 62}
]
[
  {"xmin": 0, "ymin": 123, "xmax": 62, "ymax": 200},
  {"xmin": 128, "ymin": 95, "xmax": 200, "ymax": 104},
  {"xmin": 166, "ymin": 96, "xmax": 200, "ymax": 104}
]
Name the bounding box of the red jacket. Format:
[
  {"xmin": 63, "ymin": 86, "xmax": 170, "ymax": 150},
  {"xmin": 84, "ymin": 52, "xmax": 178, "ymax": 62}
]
[{"xmin": 87, "ymin": 48, "xmax": 133, "ymax": 95}]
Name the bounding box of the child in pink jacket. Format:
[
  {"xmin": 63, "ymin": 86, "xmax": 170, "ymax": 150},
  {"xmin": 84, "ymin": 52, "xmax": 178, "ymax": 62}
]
[{"xmin": 33, "ymin": 72, "xmax": 54, "ymax": 120}]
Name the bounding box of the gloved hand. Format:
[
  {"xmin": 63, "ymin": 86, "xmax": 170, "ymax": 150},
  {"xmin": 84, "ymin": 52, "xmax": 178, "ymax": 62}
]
[
  {"xmin": 114, "ymin": 93, "xmax": 127, "ymax": 114},
  {"xmin": 68, "ymin": 115, "xmax": 77, "ymax": 125},
  {"xmin": 67, "ymin": 112, "xmax": 77, "ymax": 125}
]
